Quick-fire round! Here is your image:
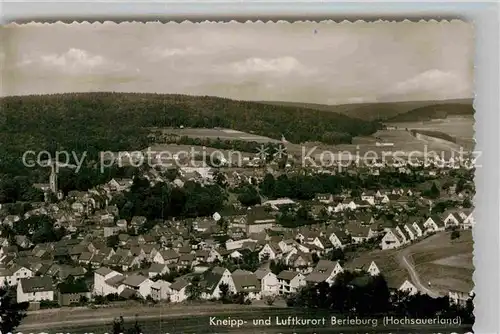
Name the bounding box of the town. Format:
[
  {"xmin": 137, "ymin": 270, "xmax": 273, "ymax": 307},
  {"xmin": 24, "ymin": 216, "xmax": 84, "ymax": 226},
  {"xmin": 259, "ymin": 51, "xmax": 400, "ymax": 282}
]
[{"xmin": 0, "ymin": 150, "xmax": 475, "ymax": 314}]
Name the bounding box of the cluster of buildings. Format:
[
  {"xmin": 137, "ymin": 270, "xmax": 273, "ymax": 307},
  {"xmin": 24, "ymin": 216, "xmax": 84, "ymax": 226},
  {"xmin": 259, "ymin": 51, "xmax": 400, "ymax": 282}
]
[{"xmin": 0, "ymin": 160, "xmax": 475, "ymax": 309}]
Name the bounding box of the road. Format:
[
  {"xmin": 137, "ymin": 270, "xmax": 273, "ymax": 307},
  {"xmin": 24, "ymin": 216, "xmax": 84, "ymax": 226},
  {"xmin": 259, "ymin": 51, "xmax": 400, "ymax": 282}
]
[
  {"xmin": 18, "ymin": 305, "xmax": 471, "ymax": 334},
  {"xmin": 18, "ymin": 302, "xmax": 281, "ymax": 330},
  {"xmin": 397, "ymin": 234, "xmax": 442, "ymax": 298}
]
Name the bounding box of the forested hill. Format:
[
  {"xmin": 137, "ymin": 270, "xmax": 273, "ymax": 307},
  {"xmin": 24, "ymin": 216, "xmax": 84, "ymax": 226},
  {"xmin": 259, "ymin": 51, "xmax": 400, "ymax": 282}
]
[
  {"xmin": 0, "ymin": 92, "xmax": 381, "ymax": 160},
  {"xmin": 384, "ymin": 103, "xmax": 474, "ymax": 122},
  {"xmin": 259, "ymin": 98, "xmax": 474, "ymax": 122}
]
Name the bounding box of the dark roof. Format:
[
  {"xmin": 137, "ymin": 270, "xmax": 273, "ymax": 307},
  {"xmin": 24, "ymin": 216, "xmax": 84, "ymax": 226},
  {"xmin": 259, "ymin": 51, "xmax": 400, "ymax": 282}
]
[
  {"xmin": 123, "ymin": 274, "xmax": 148, "ymax": 287},
  {"xmin": 105, "ymin": 274, "xmax": 125, "ymax": 288},
  {"xmin": 233, "ymin": 273, "xmax": 261, "ymax": 293},
  {"xmin": 20, "ymin": 276, "xmax": 53, "ymax": 293},
  {"xmin": 95, "ymin": 267, "xmax": 115, "ymax": 276},
  {"xmin": 170, "ymin": 277, "xmax": 190, "ymax": 291},
  {"xmin": 201, "ymin": 267, "xmax": 227, "ymax": 293},
  {"xmin": 120, "ymin": 287, "xmax": 137, "ymax": 299},
  {"xmin": 277, "ymin": 270, "xmax": 299, "ymax": 280}
]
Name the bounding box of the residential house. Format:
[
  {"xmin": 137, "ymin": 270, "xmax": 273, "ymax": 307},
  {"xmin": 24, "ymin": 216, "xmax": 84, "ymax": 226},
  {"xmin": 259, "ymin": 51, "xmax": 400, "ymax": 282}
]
[
  {"xmin": 277, "ymin": 270, "xmax": 306, "ymax": 295},
  {"xmin": 305, "ymin": 260, "xmax": 343, "ymax": 285},
  {"xmin": 423, "ymin": 216, "xmax": 445, "ymax": 233},
  {"xmin": 315, "ymin": 193, "xmax": 334, "ymax": 204},
  {"xmin": 17, "ymin": 276, "xmax": 55, "ymax": 303},
  {"xmin": 200, "ymin": 267, "xmax": 236, "ymax": 300},
  {"xmin": 386, "ymin": 278, "xmax": 418, "ymax": 296},
  {"xmin": 380, "ymin": 229, "xmax": 404, "ymax": 250},
  {"xmin": 151, "ymin": 280, "xmax": 172, "ymax": 301},
  {"xmin": 360, "ymin": 191, "xmax": 376, "ymax": 205},
  {"xmin": 411, "ymin": 221, "xmax": 425, "ymax": 237},
  {"xmin": 443, "ymin": 212, "xmax": 463, "ymax": 229},
  {"xmin": 254, "ymin": 269, "xmax": 279, "ymax": 296},
  {"xmin": 327, "ymin": 229, "xmax": 349, "ymax": 249},
  {"xmin": 245, "ymin": 207, "xmax": 276, "ymax": 234},
  {"xmin": 403, "ymin": 224, "xmax": 419, "ymax": 241},
  {"xmin": 258, "ymin": 242, "xmax": 282, "ymax": 262},
  {"xmin": 461, "ymin": 211, "xmax": 475, "ymax": 230},
  {"xmin": 169, "ymin": 278, "xmax": 190, "ymax": 303},
  {"xmin": 153, "ymin": 249, "xmax": 180, "ymax": 265},
  {"xmin": 0, "ymin": 264, "xmax": 33, "ymax": 287},
  {"xmin": 122, "ymin": 274, "xmax": 153, "ymax": 298},
  {"xmin": 346, "ymin": 260, "xmax": 381, "ymax": 277},
  {"xmin": 232, "ymin": 271, "xmax": 261, "ymax": 300},
  {"xmin": 147, "ymin": 263, "xmax": 169, "ymax": 279},
  {"xmin": 93, "ymin": 267, "xmax": 122, "ymax": 296},
  {"xmin": 345, "ymin": 223, "xmax": 371, "ymax": 244}
]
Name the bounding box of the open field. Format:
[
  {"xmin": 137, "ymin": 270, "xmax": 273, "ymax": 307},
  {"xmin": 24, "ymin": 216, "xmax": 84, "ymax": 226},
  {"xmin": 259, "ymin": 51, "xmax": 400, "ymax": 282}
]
[
  {"xmin": 404, "ymin": 231, "xmax": 474, "ymax": 295},
  {"xmin": 154, "ymin": 127, "xmax": 282, "ymax": 143},
  {"xmin": 292, "ymin": 128, "xmax": 466, "ymax": 162},
  {"xmin": 346, "ymin": 231, "xmax": 473, "ymax": 296},
  {"xmin": 390, "ymin": 116, "xmax": 475, "ymax": 149},
  {"xmin": 147, "ymin": 115, "xmax": 473, "ymax": 164},
  {"xmin": 145, "ymin": 143, "xmax": 258, "ymax": 159}
]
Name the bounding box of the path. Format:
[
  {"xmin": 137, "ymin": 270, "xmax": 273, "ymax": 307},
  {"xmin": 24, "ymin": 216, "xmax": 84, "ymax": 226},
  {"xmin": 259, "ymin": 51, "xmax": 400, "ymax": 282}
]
[{"xmin": 397, "ymin": 234, "xmax": 442, "ymax": 298}]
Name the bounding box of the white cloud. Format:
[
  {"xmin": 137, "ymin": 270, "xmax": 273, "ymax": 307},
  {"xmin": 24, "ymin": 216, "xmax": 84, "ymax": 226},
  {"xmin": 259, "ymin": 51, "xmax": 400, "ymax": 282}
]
[
  {"xmin": 393, "ymin": 69, "xmax": 467, "ymax": 96},
  {"xmin": 143, "ymin": 47, "xmax": 202, "ymax": 60},
  {"xmin": 229, "ymin": 57, "xmax": 313, "ymax": 76},
  {"xmin": 18, "ymin": 48, "xmax": 122, "ymax": 74}
]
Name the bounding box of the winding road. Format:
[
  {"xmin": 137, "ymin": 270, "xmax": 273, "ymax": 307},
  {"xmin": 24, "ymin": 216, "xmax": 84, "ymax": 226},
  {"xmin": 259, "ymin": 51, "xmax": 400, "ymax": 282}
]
[{"xmin": 397, "ymin": 234, "xmax": 443, "ymax": 298}]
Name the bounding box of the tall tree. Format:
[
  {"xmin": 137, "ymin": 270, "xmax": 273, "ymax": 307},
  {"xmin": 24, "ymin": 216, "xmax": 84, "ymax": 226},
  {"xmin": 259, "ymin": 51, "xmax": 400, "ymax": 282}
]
[{"xmin": 0, "ymin": 288, "xmax": 29, "ymax": 333}]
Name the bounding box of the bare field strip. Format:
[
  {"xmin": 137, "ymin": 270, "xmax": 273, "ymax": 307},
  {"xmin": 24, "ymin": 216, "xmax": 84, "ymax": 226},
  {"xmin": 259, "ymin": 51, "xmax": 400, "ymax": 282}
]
[
  {"xmin": 156, "ymin": 127, "xmax": 281, "ymax": 143},
  {"xmin": 432, "ymin": 253, "xmax": 474, "ymax": 270}
]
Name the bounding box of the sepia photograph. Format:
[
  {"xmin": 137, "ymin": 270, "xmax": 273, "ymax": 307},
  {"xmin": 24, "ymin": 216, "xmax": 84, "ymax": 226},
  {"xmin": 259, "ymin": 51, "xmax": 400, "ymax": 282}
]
[{"xmin": 0, "ymin": 20, "xmax": 475, "ymax": 333}]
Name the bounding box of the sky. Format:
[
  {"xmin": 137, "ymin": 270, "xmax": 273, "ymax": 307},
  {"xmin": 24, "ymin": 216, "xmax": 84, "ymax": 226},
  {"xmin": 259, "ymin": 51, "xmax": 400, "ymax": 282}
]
[{"xmin": 0, "ymin": 20, "xmax": 474, "ymax": 105}]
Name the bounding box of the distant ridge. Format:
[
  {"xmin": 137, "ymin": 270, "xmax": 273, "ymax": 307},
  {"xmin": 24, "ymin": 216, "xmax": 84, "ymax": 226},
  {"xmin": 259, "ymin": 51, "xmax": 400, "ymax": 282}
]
[{"xmin": 257, "ymin": 98, "xmax": 474, "ymax": 122}]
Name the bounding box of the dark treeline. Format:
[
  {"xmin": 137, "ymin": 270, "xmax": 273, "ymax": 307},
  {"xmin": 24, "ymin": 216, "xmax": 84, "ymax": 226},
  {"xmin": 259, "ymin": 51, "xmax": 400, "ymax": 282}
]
[
  {"xmin": 0, "ymin": 92, "xmax": 381, "ymax": 172},
  {"xmin": 259, "ymin": 171, "xmax": 429, "ymax": 200},
  {"xmin": 111, "ymin": 176, "xmax": 226, "ymax": 222},
  {"xmin": 288, "ymin": 271, "xmax": 474, "ymax": 325},
  {"xmin": 386, "ymin": 103, "xmax": 474, "ymax": 122}
]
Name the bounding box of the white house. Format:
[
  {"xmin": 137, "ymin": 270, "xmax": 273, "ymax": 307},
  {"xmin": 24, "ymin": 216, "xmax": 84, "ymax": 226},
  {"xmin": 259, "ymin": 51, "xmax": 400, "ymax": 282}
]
[
  {"xmin": 461, "ymin": 211, "xmax": 475, "ymax": 229},
  {"xmin": 232, "ymin": 271, "xmax": 261, "ymax": 300},
  {"xmin": 0, "ymin": 265, "xmax": 33, "ymax": 287},
  {"xmin": 254, "ymin": 269, "xmax": 279, "ymax": 296},
  {"xmin": 200, "ymin": 267, "xmax": 236, "ymax": 300},
  {"xmin": 403, "ymin": 224, "xmax": 418, "ymax": 241},
  {"xmin": 258, "ymin": 243, "xmax": 281, "ymax": 262},
  {"xmin": 328, "ymin": 230, "xmax": 348, "ymax": 249},
  {"xmin": 395, "ymin": 226, "xmax": 410, "ymax": 245},
  {"xmin": 423, "ymin": 217, "xmax": 445, "ymax": 232},
  {"xmin": 93, "ymin": 267, "xmax": 122, "ymax": 296},
  {"xmin": 411, "ymin": 221, "xmax": 425, "ymax": 237},
  {"xmin": 388, "ymin": 279, "xmax": 418, "ymax": 296},
  {"xmin": 278, "ymin": 239, "xmax": 295, "ymax": 253},
  {"xmin": 443, "ymin": 212, "xmax": 462, "ymax": 228},
  {"xmin": 150, "ymin": 279, "xmax": 172, "ymax": 301},
  {"xmin": 17, "ymin": 276, "xmax": 55, "ymax": 303},
  {"xmin": 147, "ymin": 263, "xmax": 169, "ymax": 279},
  {"xmin": 122, "ymin": 274, "xmax": 153, "ymax": 298},
  {"xmin": 380, "ymin": 229, "xmax": 404, "ymax": 250},
  {"xmin": 366, "ymin": 261, "xmax": 381, "ymax": 276},
  {"xmin": 277, "ymin": 270, "xmax": 306, "ymax": 295},
  {"xmin": 360, "ymin": 191, "xmax": 376, "ymax": 205},
  {"xmin": 169, "ymin": 278, "xmax": 190, "ymax": 303},
  {"xmin": 305, "ymin": 260, "xmax": 343, "ymax": 285}
]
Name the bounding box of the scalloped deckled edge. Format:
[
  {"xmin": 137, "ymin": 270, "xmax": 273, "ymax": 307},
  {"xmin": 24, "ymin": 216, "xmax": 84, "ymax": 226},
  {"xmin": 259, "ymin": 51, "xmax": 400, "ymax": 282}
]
[{"xmin": 3, "ymin": 18, "xmax": 470, "ymax": 27}]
